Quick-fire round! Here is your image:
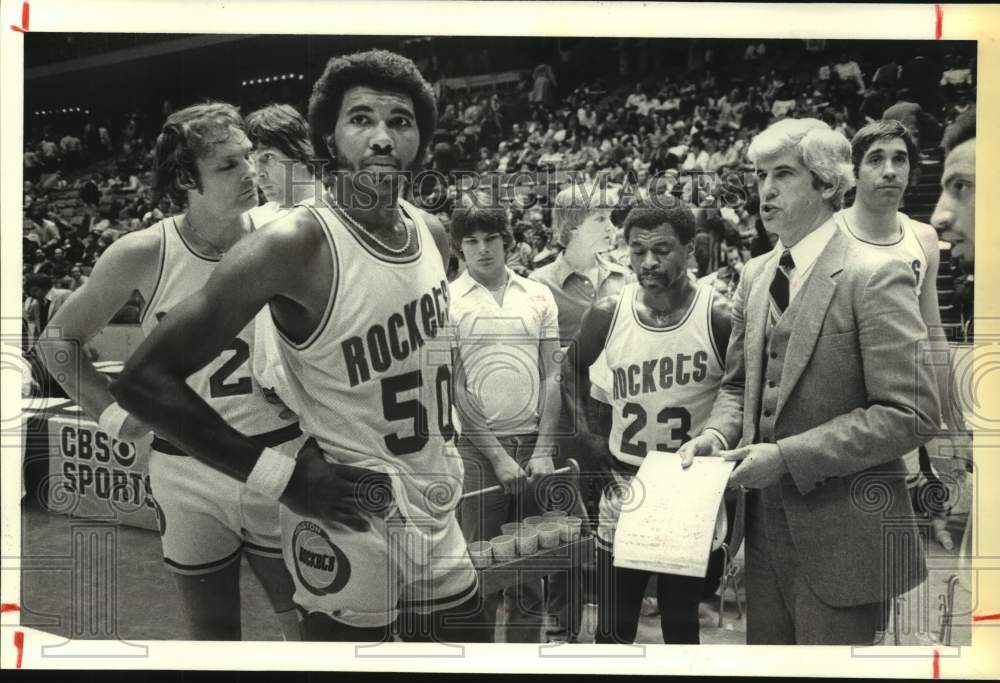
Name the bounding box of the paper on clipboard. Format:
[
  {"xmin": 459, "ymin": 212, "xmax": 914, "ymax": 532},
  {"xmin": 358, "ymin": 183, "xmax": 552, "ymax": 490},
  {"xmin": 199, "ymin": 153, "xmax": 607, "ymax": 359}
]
[{"xmin": 613, "ymin": 451, "xmax": 734, "ymax": 578}]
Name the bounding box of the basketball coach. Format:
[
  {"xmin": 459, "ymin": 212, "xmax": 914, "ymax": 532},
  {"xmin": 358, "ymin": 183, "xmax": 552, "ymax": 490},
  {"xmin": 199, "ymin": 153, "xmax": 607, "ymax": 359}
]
[{"xmin": 679, "ymin": 118, "xmax": 941, "ymax": 645}]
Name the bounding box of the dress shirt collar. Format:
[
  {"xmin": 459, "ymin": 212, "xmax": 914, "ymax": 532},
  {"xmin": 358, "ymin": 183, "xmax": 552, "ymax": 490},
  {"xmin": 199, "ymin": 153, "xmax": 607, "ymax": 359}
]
[
  {"xmin": 782, "ymin": 215, "xmax": 837, "ymax": 276},
  {"xmin": 554, "ymin": 252, "xmax": 627, "ymax": 287},
  {"xmin": 454, "ymin": 267, "xmax": 525, "ymax": 298}
]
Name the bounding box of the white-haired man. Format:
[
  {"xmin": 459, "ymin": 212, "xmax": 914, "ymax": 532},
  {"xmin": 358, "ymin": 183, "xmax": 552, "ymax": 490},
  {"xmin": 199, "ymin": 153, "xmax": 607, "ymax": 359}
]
[{"xmin": 679, "ymin": 118, "xmax": 940, "ymax": 644}]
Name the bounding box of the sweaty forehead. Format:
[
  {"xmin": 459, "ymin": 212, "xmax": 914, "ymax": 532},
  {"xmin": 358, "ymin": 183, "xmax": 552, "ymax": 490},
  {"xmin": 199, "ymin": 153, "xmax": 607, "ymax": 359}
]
[{"xmin": 340, "ymin": 86, "xmax": 415, "ymax": 113}]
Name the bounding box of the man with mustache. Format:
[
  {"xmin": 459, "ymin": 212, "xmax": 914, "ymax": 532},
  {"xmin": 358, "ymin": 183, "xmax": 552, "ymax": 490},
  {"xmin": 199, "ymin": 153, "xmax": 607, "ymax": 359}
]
[
  {"xmin": 564, "ymin": 200, "xmax": 731, "ymax": 643},
  {"xmin": 678, "ymin": 118, "xmax": 939, "ymax": 644},
  {"xmin": 838, "ymin": 119, "xmax": 963, "ymax": 550},
  {"xmin": 932, "ymin": 110, "xmax": 976, "ymax": 279},
  {"xmin": 38, "ymin": 103, "xmax": 303, "ymax": 641},
  {"xmin": 113, "ymin": 50, "xmax": 486, "ymax": 643}
]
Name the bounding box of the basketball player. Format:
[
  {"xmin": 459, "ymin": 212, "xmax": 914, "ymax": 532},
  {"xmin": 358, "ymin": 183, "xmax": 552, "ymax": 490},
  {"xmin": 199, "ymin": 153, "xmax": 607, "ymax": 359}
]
[
  {"xmin": 245, "ymin": 104, "xmax": 318, "ymax": 399},
  {"xmin": 246, "ymin": 104, "xmax": 319, "ymax": 211},
  {"xmin": 113, "ymin": 50, "xmax": 487, "ymax": 643},
  {"xmin": 563, "ymin": 201, "xmax": 732, "ymax": 644},
  {"xmin": 38, "ymin": 102, "xmax": 302, "ymax": 641},
  {"xmin": 840, "ymin": 119, "xmax": 960, "ymax": 549}
]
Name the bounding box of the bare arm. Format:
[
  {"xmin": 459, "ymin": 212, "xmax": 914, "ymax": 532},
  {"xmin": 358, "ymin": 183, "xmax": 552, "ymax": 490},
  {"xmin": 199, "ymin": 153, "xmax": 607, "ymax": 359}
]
[
  {"xmin": 422, "ymin": 210, "xmax": 451, "ymax": 271},
  {"xmin": 528, "ymin": 293, "xmax": 564, "ymax": 474},
  {"xmin": 111, "ymin": 213, "xmax": 320, "ymax": 482},
  {"xmin": 36, "ymin": 229, "xmax": 160, "ymax": 439},
  {"xmin": 702, "ymin": 258, "xmax": 751, "ymax": 448},
  {"xmin": 561, "ymin": 297, "xmax": 616, "ymax": 442}
]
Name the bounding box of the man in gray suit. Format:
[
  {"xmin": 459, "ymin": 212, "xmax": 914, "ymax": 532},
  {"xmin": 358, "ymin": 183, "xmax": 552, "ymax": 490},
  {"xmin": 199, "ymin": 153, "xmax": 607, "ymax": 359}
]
[{"xmin": 679, "ymin": 118, "xmax": 940, "ymax": 645}]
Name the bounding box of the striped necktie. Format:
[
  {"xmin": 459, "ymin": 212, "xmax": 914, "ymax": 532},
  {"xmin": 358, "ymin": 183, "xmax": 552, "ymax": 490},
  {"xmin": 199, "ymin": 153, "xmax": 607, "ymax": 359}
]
[{"xmin": 769, "ymin": 250, "xmax": 795, "ymax": 323}]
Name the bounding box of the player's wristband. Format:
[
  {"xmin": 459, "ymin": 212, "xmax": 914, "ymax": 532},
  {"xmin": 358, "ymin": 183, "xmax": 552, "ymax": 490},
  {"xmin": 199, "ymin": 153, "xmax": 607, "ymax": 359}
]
[
  {"xmin": 98, "ymin": 402, "xmax": 130, "ymax": 440},
  {"xmin": 246, "ymin": 446, "xmax": 297, "ymax": 501}
]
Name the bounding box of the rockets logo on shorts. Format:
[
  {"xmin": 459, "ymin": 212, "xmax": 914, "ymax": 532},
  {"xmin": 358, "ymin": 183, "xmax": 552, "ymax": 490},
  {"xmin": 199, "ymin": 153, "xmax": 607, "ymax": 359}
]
[{"xmin": 292, "ymin": 521, "xmax": 352, "ymax": 596}]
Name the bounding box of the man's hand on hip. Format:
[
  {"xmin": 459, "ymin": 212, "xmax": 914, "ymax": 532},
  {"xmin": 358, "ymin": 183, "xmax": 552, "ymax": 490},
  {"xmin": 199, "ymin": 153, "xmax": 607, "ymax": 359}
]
[{"xmin": 281, "ymin": 437, "xmax": 392, "ymax": 532}]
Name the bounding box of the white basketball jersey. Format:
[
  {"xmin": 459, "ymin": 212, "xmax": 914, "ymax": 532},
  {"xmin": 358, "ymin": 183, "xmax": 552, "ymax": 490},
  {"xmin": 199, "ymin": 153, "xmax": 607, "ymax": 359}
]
[
  {"xmin": 605, "ymin": 282, "xmax": 725, "ymax": 468},
  {"xmin": 836, "ymin": 211, "xmax": 929, "ymax": 292},
  {"xmin": 140, "ymin": 215, "xmax": 295, "ymax": 436},
  {"xmin": 271, "ymin": 198, "xmax": 462, "ymax": 510}
]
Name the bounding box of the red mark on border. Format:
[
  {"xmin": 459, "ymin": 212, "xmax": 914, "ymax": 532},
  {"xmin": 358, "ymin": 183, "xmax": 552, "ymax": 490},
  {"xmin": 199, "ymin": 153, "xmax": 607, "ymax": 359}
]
[
  {"xmin": 935, "ymin": 4, "xmax": 943, "ymax": 40},
  {"xmin": 10, "ymin": 2, "xmax": 29, "ymax": 32},
  {"xmin": 0, "ymin": 603, "xmax": 20, "ymax": 613},
  {"xmin": 13, "ymin": 631, "xmax": 25, "ymax": 669},
  {"xmin": 973, "ymin": 612, "xmax": 1000, "ymax": 622},
  {"xmin": 932, "ymin": 649, "xmax": 940, "ymax": 679}
]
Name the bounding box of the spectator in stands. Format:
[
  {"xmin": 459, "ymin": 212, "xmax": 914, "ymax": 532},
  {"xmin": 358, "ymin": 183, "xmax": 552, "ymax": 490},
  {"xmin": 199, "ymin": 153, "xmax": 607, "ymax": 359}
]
[
  {"xmin": 24, "ymin": 144, "xmax": 42, "ymax": 183},
  {"xmin": 940, "ymin": 54, "xmax": 973, "ymax": 89},
  {"xmin": 80, "ymin": 175, "xmax": 101, "ymax": 207},
  {"xmin": 39, "ymin": 134, "xmax": 60, "ymax": 172},
  {"xmin": 883, "ymin": 88, "xmax": 941, "ymax": 151},
  {"xmin": 23, "ymin": 273, "xmax": 73, "ymax": 344},
  {"xmin": 771, "ymin": 86, "xmax": 797, "ymax": 120},
  {"xmin": 538, "ymin": 140, "xmax": 565, "ymax": 170},
  {"xmin": 60, "ymin": 132, "xmax": 83, "ymax": 171},
  {"xmin": 682, "ymin": 138, "xmax": 709, "ymax": 173},
  {"xmin": 833, "ymin": 51, "xmax": 866, "ymax": 93},
  {"xmin": 24, "ymin": 206, "xmax": 61, "ymax": 248},
  {"xmin": 531, "ymin": 63, "xmax": 559, "ymax": 108}
]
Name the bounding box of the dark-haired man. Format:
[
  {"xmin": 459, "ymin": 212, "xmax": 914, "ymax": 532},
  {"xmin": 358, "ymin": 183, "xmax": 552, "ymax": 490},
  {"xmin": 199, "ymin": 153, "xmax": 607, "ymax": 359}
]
[
  {"xmin": 564, "ymin": 202, "xmax": 731, "ymax": 644},
  {"xmin": 932, "ymin": 110, "xmax": 975, "ymax": 276},
  {"xmin": 38, "ymin": 102, "xmax": 303, "ymax": 641},
  {"xmin": 246, "ymin": 104, "xmax": 318, "ymax": 210},
  {"xmin": 840, "ymin": 119, "xmax": 962, "ymax": 548},
  {"xmin": 448, "ymin": 204, "xmax": 561, "ymax": 642},
  {"xmin": 113, "ymin": 50, "xmax": 485, "ymax": 643}
]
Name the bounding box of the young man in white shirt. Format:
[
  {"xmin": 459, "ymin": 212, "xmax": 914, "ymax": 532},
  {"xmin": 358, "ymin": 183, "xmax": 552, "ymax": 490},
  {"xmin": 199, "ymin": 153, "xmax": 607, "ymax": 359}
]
[{"xmin": 449, "ymin": 204, "xmax": 561, "ymax": 643}]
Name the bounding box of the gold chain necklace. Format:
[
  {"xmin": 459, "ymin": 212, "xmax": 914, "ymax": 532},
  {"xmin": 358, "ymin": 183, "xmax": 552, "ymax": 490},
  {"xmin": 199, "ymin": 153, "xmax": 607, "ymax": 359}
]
[{"xmin": 331, "ymin": 202, "xmax": 412, "ymax": 254}]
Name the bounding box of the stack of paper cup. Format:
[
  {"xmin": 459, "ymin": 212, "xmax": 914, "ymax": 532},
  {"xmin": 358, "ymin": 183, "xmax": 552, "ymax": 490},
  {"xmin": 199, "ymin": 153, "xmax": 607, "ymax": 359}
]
[
  {"xmin": 537, "ymin": 522, "xmax": 562, "ymax": 548},
  {"xmin": 491, "ymin": 534, "xmax": 516, "ymax": 560},
  {"xmin": 500, "ymin": 522, "xmax": 522, "ymax": 536},
  {"xmin": 468, "ymin": 541, "xmax": 493, "ymax": 568},
  {"xmin": 516, "ymin": 526, "xmax": 539, "ymax": 555},
  {"xmin": 559, "ymin": 516, "xmax": 583, "ymax": 542}
]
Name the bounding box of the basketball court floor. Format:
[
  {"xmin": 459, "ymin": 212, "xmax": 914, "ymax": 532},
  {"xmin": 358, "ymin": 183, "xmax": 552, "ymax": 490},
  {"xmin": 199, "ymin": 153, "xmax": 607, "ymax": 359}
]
[{"xmin": 18, "ymin": 463, "xmax": 972, "ymax": 646}]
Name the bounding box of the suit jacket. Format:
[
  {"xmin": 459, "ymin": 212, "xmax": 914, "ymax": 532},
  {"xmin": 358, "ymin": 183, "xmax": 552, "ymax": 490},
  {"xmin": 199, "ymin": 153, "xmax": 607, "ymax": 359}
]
[{"xmin": 704, "ymin": 228, "xmax": 940, "ymax": 606}]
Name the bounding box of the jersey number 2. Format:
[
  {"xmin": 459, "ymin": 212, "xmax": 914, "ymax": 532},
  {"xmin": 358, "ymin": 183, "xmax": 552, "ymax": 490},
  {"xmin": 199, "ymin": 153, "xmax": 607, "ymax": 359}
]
[
  {"xmin": 156, "ymin": 311, "xmax": 252, "ymax": 398},
  {"xmin": 382, "ymin": 367, "xmax": 456, "ymax": 456},
  {"xmin": 620, "ymin": 403, "xmax": 692, "ymax": 457}
]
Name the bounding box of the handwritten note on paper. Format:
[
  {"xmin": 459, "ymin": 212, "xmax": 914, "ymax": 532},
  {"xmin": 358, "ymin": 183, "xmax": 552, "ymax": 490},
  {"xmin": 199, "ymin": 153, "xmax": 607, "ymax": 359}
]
[{"xmin": 613, "ymin": 451, "xmax": 734, "ymax": 578}]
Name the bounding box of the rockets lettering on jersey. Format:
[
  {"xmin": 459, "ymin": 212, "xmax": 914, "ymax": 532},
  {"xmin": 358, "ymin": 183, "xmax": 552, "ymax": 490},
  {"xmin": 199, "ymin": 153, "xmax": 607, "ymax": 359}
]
[
  {"xmin": 342, "ymin": 279, "xmax": 450, "ymax": 387},
  {"xmin": 611, "ymin": 350, "xmax": 712, "ymax": 401}
]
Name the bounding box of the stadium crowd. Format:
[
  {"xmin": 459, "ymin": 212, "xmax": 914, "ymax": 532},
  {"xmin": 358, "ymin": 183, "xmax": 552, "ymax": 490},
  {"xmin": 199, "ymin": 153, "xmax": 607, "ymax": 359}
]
[{"xmin": 23, "ymin": 41, "xmax": 976, "ymax": 347}]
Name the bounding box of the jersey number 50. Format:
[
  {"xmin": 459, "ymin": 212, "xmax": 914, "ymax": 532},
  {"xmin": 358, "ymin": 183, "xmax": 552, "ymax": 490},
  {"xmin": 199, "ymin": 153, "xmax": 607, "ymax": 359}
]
[{"xmin": 381, "ymin": 367, "xmax": 456, "ymax": 456}]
